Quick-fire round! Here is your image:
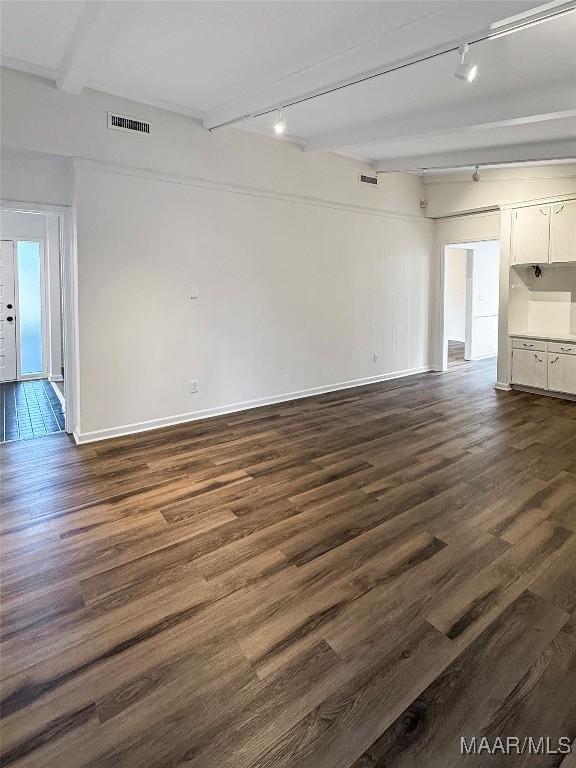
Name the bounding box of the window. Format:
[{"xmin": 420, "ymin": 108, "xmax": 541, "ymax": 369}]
[{"xmin": 17, "ymin": 241, "xmax": 43, "ymax": 376}]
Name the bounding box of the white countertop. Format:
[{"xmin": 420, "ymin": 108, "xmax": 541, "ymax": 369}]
[{"xmin": 510, "ymin": 331, "xmax": 576, "ymax": 343}]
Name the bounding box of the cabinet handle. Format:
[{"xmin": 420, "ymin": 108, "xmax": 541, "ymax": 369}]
[
  {"xmin": 535, "ymin": 355, "xmax": 544, "ymax": 363},
  {"xmin": 550, "ymin": 356, "xmax": 559, "ymax": 364},
  {"xmin": 539, "ymin": 208, "xmax": 549, "ymax": 216},
  {"xmin": 555, "ymin": 205, "xmax": 564, "ymax": 214},
  {"xmin": 560, "ymin": 347, "xmax": 572, "ymax": 352},
  {"xmin": 523, "ymin": 343, "xmax": 534, "ymax": 347}
]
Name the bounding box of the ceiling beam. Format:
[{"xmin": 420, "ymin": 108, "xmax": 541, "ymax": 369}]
[
  {"xmin": 374, "ymin": 139, "xmax": 576, "ymax": 172},
  {"xmin": 305, "ymin": 89, "xmax": 576, "ymax": 152},
  {"xmin": 57, "ymin": 1, "xmax": 140, "ymax": 95},
  {"xmin": 202, "ymin": 0, "xmax": 541, "ymax": 131}
]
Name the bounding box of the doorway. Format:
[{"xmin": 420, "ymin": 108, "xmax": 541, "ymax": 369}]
[
  {"xmin": 1, "ymin": 239, "xmax": 46, "ymax": 381},
  {"xmin": 1, "ymin": 210, "xmax": 66, "ymax": 441},
  {"xmin": 441, "ymin": 240, "xmax": 500, "ymax": 372}
]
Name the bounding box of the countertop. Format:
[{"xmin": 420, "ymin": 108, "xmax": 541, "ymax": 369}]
[{"xmin": 510, "ymin": 330, "xmax": 576, "ymax": 343}]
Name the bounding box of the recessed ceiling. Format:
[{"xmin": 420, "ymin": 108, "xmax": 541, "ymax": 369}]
[{"xmin": 1, "ymin": 0, "xmax": 575, "ymax": 171}]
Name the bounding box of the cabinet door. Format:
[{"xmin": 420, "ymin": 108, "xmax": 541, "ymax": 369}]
[
  {"xmin": 549, "ymin": 201, "xmax": 576, "ymax": 263},
  {"xmin": 511, "ymin": 348, "xmax": 547, "ymax": 389},
  {"xmin": 511, "ymin": 205, "xmax": 551, "ymax": 265},
  {"xmin": 548, "ymin": 353, "xmax": 576, "ymax": 395}
]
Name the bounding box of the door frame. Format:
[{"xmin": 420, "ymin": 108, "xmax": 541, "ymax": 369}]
[
  {"xmin": 438, "ymin": 237, "xmax": 500, "ymax": 372},
  {"xmin": 1, "ymin": 200, "xmax": 79, "ymax": 436}
]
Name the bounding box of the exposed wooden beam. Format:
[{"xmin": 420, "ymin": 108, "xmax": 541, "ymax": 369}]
[
  {"xmin": 57, "ymin": 1, "xmax": 140, "ymax": 95},
  {"xmin": 305, "ymin": 89, "xmax": 576, "ymax": 152},
  {"xmin": 202, "ymin": 0, "xmax": 540, "ymax": 131},
  {"xmin": 374, "ymin": 139, "xmax": 576, "ymax": 172}
]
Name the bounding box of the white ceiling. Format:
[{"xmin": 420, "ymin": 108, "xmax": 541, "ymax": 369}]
[{"xmin": 1, "ymin": 0, "xmax": 575, "ymax": 171}]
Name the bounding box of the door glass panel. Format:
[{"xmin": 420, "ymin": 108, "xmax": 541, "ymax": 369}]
[{"xmin": 17, "ymin": 241, "xmax": 43, "ymax": 375}]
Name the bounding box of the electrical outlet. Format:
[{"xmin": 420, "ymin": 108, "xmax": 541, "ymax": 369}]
[
  {"xmin": 190, "ymin": 380, "xmax": 199, "ymax": 394},
  {"xmin": 373, "ymin": 352, "xmax": 379, "ymax": 363}
]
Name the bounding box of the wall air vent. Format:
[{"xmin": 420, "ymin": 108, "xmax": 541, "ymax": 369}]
[
  {"xmin": 107, "ymin": 112, "xmax": 150, "ymax": 135},
  {"xmin": 359, "ymin": 173, "xmax": 378, "ymax": 186}
]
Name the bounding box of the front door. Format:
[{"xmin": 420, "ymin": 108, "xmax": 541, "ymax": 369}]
[{"xmin": 0, "ymin": 241, "xmax": 17, "ymax": 382}]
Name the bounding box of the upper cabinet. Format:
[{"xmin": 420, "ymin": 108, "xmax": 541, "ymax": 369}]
[
  {"xmin": 511, "ymin": 205, "xmax": 550, "ymax": 265},
  {"xmin": 549, "ymin": 201, "xmax": 576, "ymax": 264},
  {"xmin": 511, "ymin": 199, "xmax": 576, "ymax": 266}
]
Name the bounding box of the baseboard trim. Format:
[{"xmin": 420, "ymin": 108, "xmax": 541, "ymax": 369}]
[
  {"xmin": 494, "ymin": 381, "xmax": 511, "ymax": 391},
  {"xmin": 510, "ymin": 384, "xmax": 576, "ymax": 401},
  {"xmin": 49, "ymin": 379, "xmax": 66, "ymax": 408},
  {"xmin": 73, "ymin": 366, "xmax": 432, "ymax": 444},
  {"xmin": 472, "ymin": 353, "xmax": 498, "ymax": 361}
]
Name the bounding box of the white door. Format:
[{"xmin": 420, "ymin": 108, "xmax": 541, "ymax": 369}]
[
  {"xmin": 549, "ymin": 201, "xmax": 576, "ymax": 264},
  {"xmin": 0, "ymin": 241, "xmax": 17, "ymax": 382},
  {"xmin": 548, "ymin": 353, "xmax": 576, "ymax": 395},
  {"xmin": 511, "ymin": 348, "xmax": 547, "ymax": 389},
  {"xmin": 511, "ymin": 205, "xmax": 550, "ymax": 265}
]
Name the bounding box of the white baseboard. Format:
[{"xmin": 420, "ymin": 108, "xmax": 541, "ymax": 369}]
[
  {"xmin": 471, "ymin": 353, "xmax": 498, "ymax": 361},
  {"xmin": 510, "ymin": 384, "xmax": 576, "ymax": 401},
  {"xmin": 49, "ymin": 379, "xmax": 66, "ymax": 408},
  {"xmin": 73, "ymin": 365, "xmax": 431, "ymax": 444},
  {"xmin": 494, "ymin": 381, "xmax": 511, "ymax": 391}
]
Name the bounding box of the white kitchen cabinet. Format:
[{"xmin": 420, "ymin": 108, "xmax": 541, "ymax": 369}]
[
  {"xmin": 511, "ymin": 205, "xmax": 551, "ymax": 265},
  {"xmin": 550, "ymin": 201, "xmax": 576, "ymax": 264},
  {"xmin": 548, "ymin": 353, "xmax": 576, "ymax": 395},
  {"xmin": 511, "ymin": 348, "xmax": 547, "ymax": 389}
]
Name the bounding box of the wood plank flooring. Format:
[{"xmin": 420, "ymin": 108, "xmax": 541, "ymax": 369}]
[{"xmin": 1, "ymin": 359, "xmax": 575, "ymax": 768}]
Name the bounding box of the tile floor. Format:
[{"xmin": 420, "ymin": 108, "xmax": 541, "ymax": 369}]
[{"xmin": 0, "ymin": 380, "xmax": 65, "ymax": 442}]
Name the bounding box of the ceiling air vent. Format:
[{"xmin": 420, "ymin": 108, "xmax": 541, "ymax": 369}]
[
  {"xmin": 359, "ymin": 173, "xmax": 378, "ymax": 186},
  {"xmin": 107, "ymin": 112, "xmax": 150, "ymax": 135}
]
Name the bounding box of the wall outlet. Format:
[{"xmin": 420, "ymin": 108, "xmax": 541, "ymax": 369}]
[
  {"xmin": 190, "ymin": 379, "xmax": 199, "ymax": 394},
  {"xmin": 373, "ymin": 352, "xmax": 379, "ymax": 363}
]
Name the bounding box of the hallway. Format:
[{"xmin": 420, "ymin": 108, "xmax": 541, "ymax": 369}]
[{"xmin": 0, "ymin": 380, "xmax": 65, "ymax": 442}]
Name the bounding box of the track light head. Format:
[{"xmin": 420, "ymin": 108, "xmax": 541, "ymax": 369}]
[
  {"xmin": 472, "ymin": 166, "xmax": 480, "ymax": 182},
  {"xmin": 273, "ymin": 111, "xmax": 286, "ymax": 136},
  {"xmin": 455, "ymin": 43, "xmax": 478, "ymax": 82}
]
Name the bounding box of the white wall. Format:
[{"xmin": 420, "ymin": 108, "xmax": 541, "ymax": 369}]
[
  {"xmin": 469, "ymin": 241, "xmax": 500, "ymax": 360},
  {"xmin": 0, "ymin": 209, "xmax": 63, "ymax": 380},
  {"xmin": 1, "ymin": 68, "xmax": 422, "ymax": 217},
  {"xmin": 444, "ymin": 248, "xmax": 467, "ymax": 342},
  {"xmin": 75, "ymin": 162, "xmax": 431, "ymax": 436},
  {"xmin": 424, "ymin": 166, "xmax": 576, "ymax": 218},
  {"xmin": 1, "ymin": 68, "xmax": 432, "ymax": 440},
  {"xmin": 1, "ymin": 146, "xmax": 72, "ymax": 207}
]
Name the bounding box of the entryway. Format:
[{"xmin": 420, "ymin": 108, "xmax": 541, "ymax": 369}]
[
  {"xmin": 1, "ymin": 209, "xmax": 67, "ymax": 442},
  {"xmin": 1, "ymin": 380, "xmax": 65, "ymax": 441},
  {"xmin": 442, "ymin": 240, "xmax": 501, "ymax": 373}
]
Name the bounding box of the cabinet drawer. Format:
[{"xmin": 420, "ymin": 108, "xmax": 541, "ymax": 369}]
[
  {"xmin": 548, "ymin": 341, "xmax": 576, "ymax": 356},
  {"xmin": 511, "ymin": 349, "xmax": 547, "ymax": 389},
  {"xmin": 511, "ymin": 338, "xmax": 547, "ymax": 353},
  {"xmin": 548, "ymin": 353, "xmax": 576, "ymax": 395}
]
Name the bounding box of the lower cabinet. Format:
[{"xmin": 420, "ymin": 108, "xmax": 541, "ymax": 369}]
[
  {"xmin": 511, "ymin": 348, "xmax": 548, "ymax": 389},
  {"xmin": 548, "ymin": 353, "xmax": 576, "ymax": 395}
]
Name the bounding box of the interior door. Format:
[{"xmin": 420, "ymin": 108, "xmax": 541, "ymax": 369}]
[{"xmin": 0, "ymin": 241, "xmax": 17, "ymax": 382}]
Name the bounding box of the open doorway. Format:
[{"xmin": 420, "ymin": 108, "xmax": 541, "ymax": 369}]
[
  {"xmin": 442, "ymin": 240, "xmax": 500, "ymax": 372},
  {"xmin": 1, "ymin": 210, "xmax": 66, "ymax": 441}
]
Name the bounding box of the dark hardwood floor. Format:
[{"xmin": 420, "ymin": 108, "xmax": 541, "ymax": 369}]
[
  {"xmin": 1, "ymin": 359, "xmax": 575, "ymax": 768},
  {"xmin": 447, "ymin": 340, "xmax": 468, "ymax": 368}
]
